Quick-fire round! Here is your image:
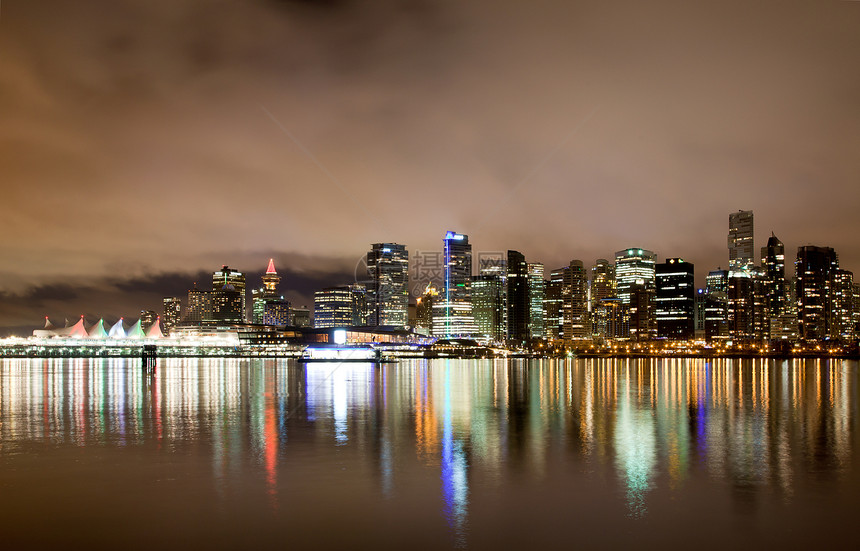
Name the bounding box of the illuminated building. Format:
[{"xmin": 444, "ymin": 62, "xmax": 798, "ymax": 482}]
[
  {"xmin": 182, "ymin": 283, "xmax": 211, "ymax": 325},
  {"xmin": 479, "ymin": 256, "xmax": 507, "ymax": 336},
  {"xmin": 314, "ymin": 284, "xmax": 367, "ymax": 328},
  {"xmin": 728, "ymin": 210, "xmax": 754, "ymax": 273},
  {"xmin": 252, "ymin": 259, "xmax": 291, "ymax": 326},
  {"xmin": 212, "ymin": 266, "xmax": 247, "ymax": 322},
  {"xmin": 855, "ymin": 283, "xmax": 860, "ymax": 337},
  {"xmin": 832, "ymin": 269, "xmax": 855, "ymax": 341},
  {"xmin": 544, "ymin": 270, "xmax": 563, "ymax": 340},
  {"xmin": 704, "ymin": 269, "xmax": 728, "ymax": 341},
  {"xmin": 590, "ymin": 259, "xmax": 616, "ymax": 335},
  {"xmin": 694, "ymin": 289, "xmax": 706, "ymax": 338},
  {"xmin": 528, "ymin": 263, "xmax": 545, "ymax": 339},
  {"xmin": 796, "ymin": 245, "xmax": 838, "ymax": 342},
  {"xmin": 592, "ymin": 297, "xmax": 624, "ymax": 340},
  {"xmin": 432, "ymin": 232, "xmax": 474, "ymax": 338},
  {"xmin": 140, "ymin": 310, "xmax": 158, "ymax": 331},
  {"xmin": 727, "ymin": 269, "xmax": 766, "ymax": 343},
  {"xmin": 761, "ymin": 232, "xmax": 787, "ymax": 320},
  {"xmin": 162, "ymin": 297, "xmax": 181, "ymax": 334},
  {"xmin": 655, "ymin": 258, "xmax": 694, "ymax": 340},
  {"xmin": 291, "ymin": 306, "xmax": 311, "ymax": 328},
  {"xmin": 414, "ymin": 283, "xmax": 438, "ymax": 335},
  {"xmin": 472, "ymin": 275, "xmax": 505, "ymax": 342},
  {"xmin": 561, "ymin": 260, "xmax": 588, "ymax": 340},
  {"xmin": 367, "ymin": 243, "xmax": 409, "ymax": 327},
  {"xmin": 615, "ymin": 248, "xmax": 656, "ymax": 339},
  {"xmin": 506, "ymin": 250, "xmax": 529, "ymax": 344}
]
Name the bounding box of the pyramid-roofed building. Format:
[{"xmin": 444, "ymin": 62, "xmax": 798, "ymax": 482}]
[
  {"xmin": 145, "ymin": 317, "xmax": 164, "ymax": 339},
  {"xmin": 108, "ymin": 319, "xmax": 126, "ymax": 338},
  {"xmin": 87, "ymin": 319, "xmax": 108, "ymax": 338},
  {"xmin": 127, "ymin": 319, "xmax": 146, "ymax": 339},
  {"xmin": 68, "ymin": 316, "xmax": 88, "ymax": 338}
]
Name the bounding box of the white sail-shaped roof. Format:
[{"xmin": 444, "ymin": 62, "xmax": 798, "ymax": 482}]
[
  {"xmin": 44, "ymin": 317, "xmax": 55, "ymax": 330},
  {"xmin": 145, "ymin": 318, "xmax": 164, "ymax": 339},
  {"xmin": 68, "ymin": 317, "xmax": 88, "ymax": 338},
  {"xmin": 108, "ymin": 319, "xmax": 126, "ymax": 338},
  {"xmin": 127, "ymin": 319, "xmax": 145, "ymax": 339},
  {"xmin": 88, "ymin": 319, "xmax": 108, "ymax": 338}
]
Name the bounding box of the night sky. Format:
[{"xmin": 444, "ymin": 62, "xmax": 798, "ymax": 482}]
[{"xmin": 1, "ymin": 0, "xmax": 859, "ymax": 333}]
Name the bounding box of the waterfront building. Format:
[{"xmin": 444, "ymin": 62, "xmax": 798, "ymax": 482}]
[
  {"xmin": 770, "ymin": 313, "xmax": 799, "ymax": 341},
  {"xmin": 728, "ymin": 210, "xmax": 755, "ymax": 273},
  {"xmin": 292, "ymin": 306, "xmax": 311, "ymax": 328},
  {"xmin": 528, "ymin": 263, "xmax": 546, "ymax": 340},
  {"xmin": 590, "ymin": 259, "xmax": 616, "ymax": 336},
  {"xmin": 704, "ymin": 269, "xmax": 729, "ymax": 341},
  {"xmin": 162, "ymin": 297, "xmax": 181, "ymax": 334},
  {"xmin": 655, "ymin": 258, "xmax": 695, "ymax": 340},
  {"xmin": 367, "ymin": 243, "xmax": 409, "ymax": 327},
  {"xmin": 414, "ymin": 283, "xmax": 439, "ymax": 335},
  {"xmin": 592, "ymin": 297, "xmax": 624, "ymax": 341},
  {"xmin": 432, "ymin": 232, "xmax": 474, "ymax": 338},
  {"xmin": 183, "ymin": 283, "xmax": 211, "ymax": 325},
  {"xmin": 833, "ymin": 269, "xmax": 855, "ymax": 341},
  {"xmin": 796, "ymin": 246, "xmax": 838, "ymax": 342},
  {"xmin": 615, "ymin": 248, "xmax": 656, "ymax": 339},
  {"xmin": 314, "ymin": 284, "xmax": 367, "ymax": 328},
  {"xmin": 140, "ymin": 310, "xmax": 158, "ymax": 331},
  {"xmin": 544, "ymin": 270, "xmax": 564, "ymax": 340},
  {"xmin": 694, "ymin": 289, "xmax": 706, "ymax": 338},
  {"xmin": 761, "ymin": 233, "xmax": 787, "ymax": 320},
  {"xmin": 212, "ymin": 266, "xmax": 247, "ymax": 322},
  {"xmin": 472, "ymin": 275, "xmax": 505, "ymax": 342},
  {"xmin": 506, "ymin": 250, "xmax": 530, "ymax": 344},
  {"xmin": 727, "ymin": 269, "xmax": 766, "ymax": 343},
  {"xmin": 561, "ymin": 261, "xmax": 589, "ymax": 341},
  {"xmin": 251, "ymin": 259, "xmax": 291, "ymax": 326}
]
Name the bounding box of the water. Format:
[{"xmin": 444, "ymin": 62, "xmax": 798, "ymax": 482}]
[{"xmin": 1, "ymin": 358, "xmax": 858, "ymax": 549}]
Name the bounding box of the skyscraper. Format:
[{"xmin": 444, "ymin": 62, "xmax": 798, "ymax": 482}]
[
  {"xmin": 162, "ymin": 297, "xmax": 181, "ymax": 334},
  {"xmin": 655, "ymin": 258, "xmax": 695, "ymax": 340},
  {"xmin": 796, "ymin": 245, "xmax": 838, "ymax": 342},
  {"xmin": 615, "ymin": 248, "xmax": 656, "ymax": 339},
  {"xmin": 562, "ymin": 260, "xmax": 589, "ymax": 340},
  {"xmin": 432, "ymin": 232, "xmax": 474, "ymax": 338},
  {"xmin": 211, "ymin": 266, "xmax": 246, "ymax": 323},
  {"xmin": 704, "ymin": 269, "xmax": 728, "ymax": 341},
  {"xmin": 313, "ymin": 284, "xmax": 367, "ymax": 328},
  {"xmin": 183, "ymin": 283, "xmax": 211, "ymax": 325},
  {"xmin": 832, "ymin": 269, "xmax": 855, "ymax": 341},
  {"xmin": 544, "ymin": 269, "xmax": 564, "ymax": 340},
  {"xmin": 472, "ymin": 275, "xmax": 505, "ymax": 342},
  {"xmin": 590, "ymin": 259, "xmax": 616, "ymax": 338},
  {"xmin": 252, "ymin": 259, "xmax": 291, "ymax": 326},
  {"xmin": 728, "ymin": 210, "xmax": 754, "ymax": 274},
  {"xmin": 367, "ymin": 243, "xmax": 409, "ymax": 327},
  {"xmin": 506, "ymin": 250, "xmax": 530, "ymax": 344},
  {"xmin": 761, "ymin": 232, "xmax": 786, "ymax": 320},
  {"xmin": 528, "ymin": 263, "xmax": 546, "ymax": 340}
]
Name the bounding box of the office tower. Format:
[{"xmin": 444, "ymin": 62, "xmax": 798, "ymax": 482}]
[
  {"xmin": 728, "ymin": 210, "xmax": 754, "ymax": 273},
  {"xmin": 561, "ymin": 260, "xmax": 589, "ymax": 340},
  {"xmin": 212, "ymin": 266, "xmax": 247, "ymax": 321},
  {"xmin": 694, "ymin": 289, "xmax": 706, "ymax": 337},
  {"xmin": 506, "ymin": 250, "xmax": 530, "ymax": 344},
  {"xmin": 140, "ymin": 310, "xmax": 158, "ymax": 331},
  {"xmin": 615, "ymin": 248, "xmax": 657, "ymax": 339},
  {"xmin": 367, "ymin": 243, "xmax": 409, "ymax": 327},
  {"xmin": 480, "ymin": 256, "xmax": 507, "ymax": 336},
  {"xmin": 473, "ymin": 275, "xmax": 505, "ymax": 342},
  {"xmin": 761, "ymin": 233, "xmax": 787, "ymax": 320},
  {"xmin": 727, "ymin": 269, "xmax": 766, "ymax": 343},
  {"xmin": 528, "ymin": 263, "xmax": 546, "ymax": 339},
  {"xmin": 183, "ymin": 283, "xmax": 211, "ymax": 325},
  {"xmin": 162, "ymin": 297, "xmax": 181, "ymax": 334},
  {"xmin": 796, "ymin": 246, "xmax": 838, "ymax": 342},
  {"xmin": 590, "ymin": 259, "xmax": 616, "ymax": 307},
  {"xmin": 832, "ymin": 269, "xmax": 855, "ymax": 341},
  {"xmin": 854, "ymin": 283, "xmax": 860, "ymax": 337},
  {"xmin": 655, "ymin": 258, "xmax": 695, "ymax": 340},
  {"xmin": 704, "ymin": 269, "xmax": 728, "ymax": 341},
  {"xmin": 291, "ymin": 306, "xmax": 311, "ymax": 327},
  {"xmin": 544, "ymin": 270, "xmax": 564, "ymax": 340},
  {"xmin": 314, "ymin": 284, "xmax": 367, "ymax": 328},
  {"xmin": 414, "ymin": 283, "xmax": 439, "ymax": 334},
  {"xmin": 592, "ymin": 298, "xmax": 624, "ymax": 341},
  {"xmin": 252, "ymin": 259, "xmax": 291, "ymax": 325},
  {"xmin": 433, "ymin": 232, "xmax": 474, "ymax": 338}
]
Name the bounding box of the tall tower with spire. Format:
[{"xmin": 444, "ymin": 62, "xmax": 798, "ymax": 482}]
[{"xmin": 252, "ymin": 259, "xmax": 291, "ymax": 325}]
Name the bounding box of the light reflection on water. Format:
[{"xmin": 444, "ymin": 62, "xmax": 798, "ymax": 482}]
[{"xmin": 0, "ymin": 358, "xmax": 858, "ymax": 548}]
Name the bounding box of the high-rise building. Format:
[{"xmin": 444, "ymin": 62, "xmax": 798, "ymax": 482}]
[
  {"xmin": 212, "ymin": 266, "xmax": 247, "ymax": 322},
  {"xmin": 252, "ymin": 259, "xmax": 291, "ymax": 326},
  {"xmin": 314, "ymin": 284, "xmax": 367, "ymax": 328},
  {"xmin": 727, "ymin": 269, "xmax": 766, "ymax": 343},
  {"xmin": 655, "ymin": 258, "xmax": 695, "ymax": 340},
  {"xmin": 162, "ymin": 297, "xmax": 181, "ymax": 334},
  {"xmin": 506, "ymin": 250, "xmax": 530, "ymax": 344},
  {"xmin": 561, "ymin": 261, "xmax": 589, "ymax": 340},
  {"xmin": 433, "ymin": 232, "xmax": 474, "ymax": 338},
  {"xmin": 472, "ymin": 275, "xmax": 505, "ymax": 342},
  {"xmin": 528, "ymin": 263, "xmax": 546, "ymax": 340},
  {"xmin": 590, "ymin": 259, "xmax": 616, "ymax": 338},
  {"xmin": 367, "ymin": 243, "xmax": 409, "ymax": 327},
  {"xmin": 761, "ymin": 233, "xmax": 787, "ymax": 320},
  {"xmin": 615, "ymin": 248, "xmax": 656, "ymax": 339},
  {"xmin": 796, "ymin": 246, "xmax": 838, "ymax": 342},
  {"xmin": 140, "ymin": 310, "xmax": 158, "ymax": 331},
  {"xmin": 544, "ymin": 270, "xmax": 564, "ymax": 340},
  {"xmin": 704, "ymin": 269, "xmax": 728, "ymax": 341},
  {"xmin": 414, "ymin": 283, "xmax": 439, "ymax": 335},
  {"xmin": 728, "ymin": 210, "xmax": 754, "ymax": 273},
  {"xmin": 182, "ymin": 283, "xmax": 211, "ymax": 325},
  {"xmin": 832, "ymin": 269, "xmax": 855, "ymax": 341},
  {"xmin": 292, "ymin": 306, "xmax": 311, "ymax": 328}
]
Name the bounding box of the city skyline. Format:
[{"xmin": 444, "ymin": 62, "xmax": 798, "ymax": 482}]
[{"xmin": 2, "ymin": 1, "xmax": 860, "ymax": 333}]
